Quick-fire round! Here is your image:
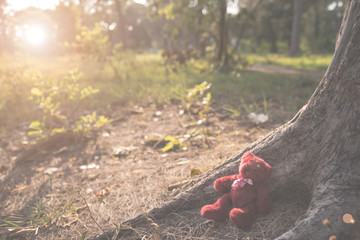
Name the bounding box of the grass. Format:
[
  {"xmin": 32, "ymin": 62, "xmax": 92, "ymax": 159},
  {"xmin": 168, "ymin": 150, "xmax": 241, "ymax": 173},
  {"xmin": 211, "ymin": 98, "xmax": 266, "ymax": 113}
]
[
  {"xmin": 0, "ymin": 52, "xmax": 324, "ymax": 132},
  {"xmin": 0, "ymin": 52, "xmax": 326, "ymax": 239},
  {"xmin": 246, "ymin": 53, "xmax": 333, "ymax": 71}
]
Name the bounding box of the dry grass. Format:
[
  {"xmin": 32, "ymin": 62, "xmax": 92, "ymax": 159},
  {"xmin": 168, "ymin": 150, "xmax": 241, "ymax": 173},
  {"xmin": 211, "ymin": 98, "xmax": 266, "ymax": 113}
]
[
  {"xmin": 117, "ymin": 192, "xmax": 308, "ymax": 240},
  {"xmin": 0, "ymin": 104, "xmax": 308, "ymax": 240}
]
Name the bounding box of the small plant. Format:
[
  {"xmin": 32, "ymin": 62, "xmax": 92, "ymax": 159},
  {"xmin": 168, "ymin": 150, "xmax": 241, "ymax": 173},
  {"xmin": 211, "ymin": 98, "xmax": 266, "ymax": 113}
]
[
  {"xmin": 27, "ymin": 198, "xmax": 80, "ymax": 228},
  {"xmin": 28, "ymin": 69, "xmax": 110, "ymax": 140},
  {"xmin": 145, "ymin": 135, "xmax": 187, "ymax": 152},
  {"xmin": 224, "ymin": 107, "xmax": 241, "ymax": 117},
  {"xmin": 74, "ymin": 112, "xmax": 111, "ymax": 133},
  {"xmin": 184, "ymin": 81, "xmax": 212, "ymax": 119},
  {"xmin": 162, "ymin": 135, "xmax": 186, "ymax": 152}
]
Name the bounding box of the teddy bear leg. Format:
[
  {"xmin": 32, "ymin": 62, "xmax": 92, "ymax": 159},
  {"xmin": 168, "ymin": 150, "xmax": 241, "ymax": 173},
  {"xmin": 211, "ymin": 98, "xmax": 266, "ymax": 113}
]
[
  {"xmin": 229, "ymin": 204, "xmax": 256, "ymax": 230},
  {"xmin": 201, "ymin": 193, "xmax": 232, "ymax": 222}
]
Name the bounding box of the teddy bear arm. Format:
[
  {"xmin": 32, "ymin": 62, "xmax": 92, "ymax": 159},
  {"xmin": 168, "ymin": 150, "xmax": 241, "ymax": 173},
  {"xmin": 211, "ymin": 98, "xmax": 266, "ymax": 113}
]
[
  {"xmin": 214, "ymin": 174, "xmax": 238, "ymax": 194},
  {"xmin": 255, "ymin": 184, "xmax": 271, "ymax": 215}
]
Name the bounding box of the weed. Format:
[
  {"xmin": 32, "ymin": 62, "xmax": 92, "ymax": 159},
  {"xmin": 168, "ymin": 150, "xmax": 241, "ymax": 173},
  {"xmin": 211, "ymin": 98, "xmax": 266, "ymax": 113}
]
[
  {"xmin": 74, "ymin": 112, "xmax": 111, "ymax": 133},
  {"xmin": 184, "ymin": 81, "xmax": 212, "ymax": 119},
  {"xmin": 224, "ymin": 107, "xmax": 241, "ymax": 117},
  {"xmin": 162, "ymin": 135, "xmax": 186, "ymax": 153},
  {"xmin": 80, "ymin": 231, "xmax": 88, "ymax": 240},
  {"xmin": 28, "ymin": 69, "xmax": 110, "ymax": 140}
]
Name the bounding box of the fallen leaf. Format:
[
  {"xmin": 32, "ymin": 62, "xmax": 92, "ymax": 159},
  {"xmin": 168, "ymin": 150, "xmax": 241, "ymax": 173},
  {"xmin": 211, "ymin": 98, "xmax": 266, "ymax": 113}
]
[
  {"xmin": 44, "ymin": 167, "xmax": 59, "ymax": 175},
  {"xmin": 11, "ymin": 184, "xmax": 27, "ymax": 193},
  {"xmin": 88, "ymin": 174, "xmax": 98, "ymax": 180},
  {"xmin": 190, "ymin": 168, "xmax": 201, "ymax": 177},
  {"xmin": 176, "ymin": 160, "xmax": 190, "ymax": 165},
  {"xmin": 95, "ymin": 187, "xmax": 110, "ymax": 197},
  {"xmin": 79, "ymin": 164, "xmax": 100, "ymax": 170},
  {"xmin": 132, "ymin": 169, "xmax": 143, "ymax": 174}
]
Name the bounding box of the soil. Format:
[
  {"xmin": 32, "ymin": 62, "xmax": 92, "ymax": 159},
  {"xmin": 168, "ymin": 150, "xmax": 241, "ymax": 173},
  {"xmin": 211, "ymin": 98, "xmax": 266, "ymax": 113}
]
[{"xmin": 0, "ymin": 99, "xmax": 294, "ymax": 240}]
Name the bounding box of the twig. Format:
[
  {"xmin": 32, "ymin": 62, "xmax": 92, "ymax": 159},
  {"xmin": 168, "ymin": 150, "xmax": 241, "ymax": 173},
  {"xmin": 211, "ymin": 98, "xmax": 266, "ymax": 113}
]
[{"xmin": 77, "ymin": 191, "xmax": 110, "ymax": 240}]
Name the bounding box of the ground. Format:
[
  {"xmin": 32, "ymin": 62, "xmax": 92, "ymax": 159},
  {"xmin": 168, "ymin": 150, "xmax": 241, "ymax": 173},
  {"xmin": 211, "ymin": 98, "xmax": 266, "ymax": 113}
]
[{"xmin": 0, "ymin": 65, "xmax": 324, "ymax": 240}]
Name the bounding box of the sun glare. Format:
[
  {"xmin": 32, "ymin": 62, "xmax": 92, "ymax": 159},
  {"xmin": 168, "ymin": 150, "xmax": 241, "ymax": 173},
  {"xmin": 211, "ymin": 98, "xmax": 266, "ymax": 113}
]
[
  {"xmin": 24, "ymin": 25, "xmax": 47, "ymax": 46},
  {"xmin": 8, "ymin": 0, "xmax": 59, "ymax": 10}
]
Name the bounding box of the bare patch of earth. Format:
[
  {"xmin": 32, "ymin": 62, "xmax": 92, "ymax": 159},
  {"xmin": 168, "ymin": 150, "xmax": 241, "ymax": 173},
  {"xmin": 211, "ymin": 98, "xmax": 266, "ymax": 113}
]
[
  {"xmin": 0, "ymin": 103, "xmax": 289, "ymax": 240},
  {"xmin": 248, "ymin": 63, "xmax": 325, "ymax": 78}
]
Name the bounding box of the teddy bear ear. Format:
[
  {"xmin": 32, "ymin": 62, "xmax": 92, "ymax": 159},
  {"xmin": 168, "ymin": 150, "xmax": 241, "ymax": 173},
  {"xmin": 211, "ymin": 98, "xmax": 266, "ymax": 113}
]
[{"xmin": 242, "ymin": 151, "xmax": 255, "ymax": 160}]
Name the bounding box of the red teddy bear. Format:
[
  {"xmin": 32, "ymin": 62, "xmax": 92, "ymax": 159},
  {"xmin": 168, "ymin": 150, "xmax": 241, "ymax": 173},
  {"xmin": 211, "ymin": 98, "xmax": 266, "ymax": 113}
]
[{"xmin": 201, "ymin": 151, "xmax": 272, "ymax": 229}]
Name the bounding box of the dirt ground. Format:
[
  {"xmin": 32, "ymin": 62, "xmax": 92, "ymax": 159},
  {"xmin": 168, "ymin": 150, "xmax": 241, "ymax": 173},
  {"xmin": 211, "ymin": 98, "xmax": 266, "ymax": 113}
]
[{"xmin": 0, "ymin": 100, "xmax": 295, "ymax": 240}]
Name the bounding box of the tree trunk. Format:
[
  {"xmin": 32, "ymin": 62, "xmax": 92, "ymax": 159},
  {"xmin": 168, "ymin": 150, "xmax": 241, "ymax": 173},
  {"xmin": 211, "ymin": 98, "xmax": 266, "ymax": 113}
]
[
  {"xmin": 289, "ymin": 0, "xmax": 303, "ymax": 56},
  {"xmin": 314, "ymin": 1, "xmax": 320, "ymax": 38},
  {"xmin": 268, "ymin": 18, "xmax": 278, "ymax": 53},
  {"xmin": 90, "ymin": 1, "xmax": 360, "ymax": 239},
  {"xmin": 114, "ymin": 0, "xmax": 127, "ymax": 48},
  {"xmin": 217, "ymin": 0, "xmax": 228, "ymax": 65}
]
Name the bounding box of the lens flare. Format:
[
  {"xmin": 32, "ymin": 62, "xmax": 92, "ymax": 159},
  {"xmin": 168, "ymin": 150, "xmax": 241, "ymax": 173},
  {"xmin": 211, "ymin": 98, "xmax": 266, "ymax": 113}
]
[{"xmin": 25, "ymin": 25, "xmax": 47, "ymax": 46}]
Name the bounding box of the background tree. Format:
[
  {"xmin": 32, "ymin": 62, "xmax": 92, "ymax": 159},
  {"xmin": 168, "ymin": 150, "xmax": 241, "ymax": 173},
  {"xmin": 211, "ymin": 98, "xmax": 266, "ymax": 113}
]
[
  {"xmin": 52, "ymin": 2, "xmax": 80, "ymax": 46},
  {"xmin": 217, "ymin": 0, "xmax": 228, "ymax": 67},
  {"xmin": 289, "ymin": 0, "xmax": 303, "ymax": 56},
  {"xmin": 0, "ymin": 0, "xmax": 12, "ymax": 53}
]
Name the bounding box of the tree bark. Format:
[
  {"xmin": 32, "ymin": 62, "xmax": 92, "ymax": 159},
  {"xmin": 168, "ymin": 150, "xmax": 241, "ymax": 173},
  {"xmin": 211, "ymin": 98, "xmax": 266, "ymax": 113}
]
[
  {"xmin": 217, "ymin": 0, "xmax": 228, "ymax": 66},
  {"xmin": 91, "ymin": 1, "xmax": 360, "ymax": 239},
  {"xmin": 314, "ymin": 0, "xmax": 320, "ymax": 38},
  {"xmin": 289, "ymin": 0, "xmax": 303, "ymax": 56}
]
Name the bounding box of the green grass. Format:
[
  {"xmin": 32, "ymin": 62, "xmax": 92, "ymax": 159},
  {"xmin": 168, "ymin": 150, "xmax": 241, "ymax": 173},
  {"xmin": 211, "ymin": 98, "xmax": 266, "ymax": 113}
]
[
  {"xmin": 209, "ymin": 70, "xmax": 319, "ymax": 114},
  {"xmin": 0, "ymin": 53, "xmax": 323, "ymax": 131},
  {"xmin": 246, "ymin": 54, "xmax": 333, "ymax": 71}
]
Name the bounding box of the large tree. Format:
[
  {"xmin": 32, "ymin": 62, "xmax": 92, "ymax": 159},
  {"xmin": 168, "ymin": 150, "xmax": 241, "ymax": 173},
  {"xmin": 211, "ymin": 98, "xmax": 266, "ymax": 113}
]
[{"xmin": 91, "ymin": 1, "xmax": 360, "ymax": 239}]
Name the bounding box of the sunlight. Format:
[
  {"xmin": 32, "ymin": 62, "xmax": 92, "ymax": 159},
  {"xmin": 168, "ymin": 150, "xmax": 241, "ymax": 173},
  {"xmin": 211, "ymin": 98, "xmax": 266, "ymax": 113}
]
[
  {"xmin": 24, "ymin": 25, "xmax": 47, "ymax": 46},
  {"xmin": 7, "ymin": 0, "xmax": 59, "ymax": 10},
  {"xmin": 133, "ymin": 0, "xmax": 147, "ymax": 5}
]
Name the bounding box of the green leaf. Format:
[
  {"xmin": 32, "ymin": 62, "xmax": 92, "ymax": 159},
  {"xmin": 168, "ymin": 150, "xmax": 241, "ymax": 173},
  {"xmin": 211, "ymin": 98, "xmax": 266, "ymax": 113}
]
[
  {"xmin": 120, "ymin": 225, "xmax": 132, "ymax": 230},
  {"xmin": 29, "ymin": 121, "xmax": 42, "ymax": 130},
  {"xmin": 164, "ymin": 135, "xmax": 179, "ymax": 144},
  {"xmin": 51, "ymin": 128, "xmax": 65, "ymax": 136},
  {"xmin": 28, "ymin": 130, "xmax": 42, "ymax": 136},
  {"xmin": 224, "ymin": 107, "xmax": 240, "ymax": 117},
  {"xmin": 31, "ymin": 87, "xmax": 43, "ymax": 96},
  {"xmin": 162, "ymin": 142, "xmax": 174, "ymax": 152},
  {"xmin": 190, "ymin": 168, "xmax": 201, "ymax": 177},
  {"xmin": 80, "ymin": 231, "xmax": 87, "ymax": 240},
  {"xmin": 80, "ymin": 116, "xmax": 89, "ymax": 123},
  {"xmin": 0, "ymin": 219, "xmax": 20, "ymax": 227},
  {"xmin": 162, "ymin": 136, "xmax": 180, "ymax": 152}
]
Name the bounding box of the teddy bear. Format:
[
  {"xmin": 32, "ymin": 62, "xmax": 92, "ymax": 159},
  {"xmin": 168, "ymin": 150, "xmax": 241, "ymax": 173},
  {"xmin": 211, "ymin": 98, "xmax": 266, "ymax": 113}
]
[{"xmin": 201, "ymin": 151, "xmax": 272, "ymax": 229}]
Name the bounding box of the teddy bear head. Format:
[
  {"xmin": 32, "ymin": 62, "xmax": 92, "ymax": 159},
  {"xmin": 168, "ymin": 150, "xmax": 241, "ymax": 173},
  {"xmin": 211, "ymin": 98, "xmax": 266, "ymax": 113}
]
[{"xmin": 238, "ymin": 151, "xmax": 272, "ymax": 183}]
